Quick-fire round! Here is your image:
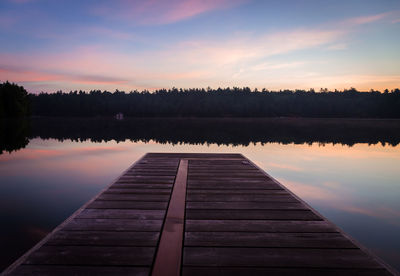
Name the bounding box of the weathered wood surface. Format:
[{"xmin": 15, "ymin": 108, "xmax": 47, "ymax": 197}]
[
  {"xmin": 182, "ymin": 155, "xmax": 396, "ymax": 275},
  {"xmin": 4, "ymin": 153, "xmax": 396, "ymax": 275}
]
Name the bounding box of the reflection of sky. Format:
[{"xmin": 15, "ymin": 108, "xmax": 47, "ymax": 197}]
[{"xmin": 0, "ymin": 139, "xmax": 400, "ymax": 270}]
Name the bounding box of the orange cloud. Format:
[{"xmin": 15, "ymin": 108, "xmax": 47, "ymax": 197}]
[{"xmin": 266, "ymin": 162, "xmax": 303, "ymax": 172}]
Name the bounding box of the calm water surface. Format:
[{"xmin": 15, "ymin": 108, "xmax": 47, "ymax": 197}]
[{"xmin": 0, "ymin": 118, "xmax": 400, "ymax": 272}]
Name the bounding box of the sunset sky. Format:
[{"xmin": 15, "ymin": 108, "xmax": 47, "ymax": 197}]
[{"xmin": 1, "ymin": 0, "xmax": 399, "ymax": 93}]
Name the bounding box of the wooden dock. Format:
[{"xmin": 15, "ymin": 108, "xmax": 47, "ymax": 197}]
[{"xmin": 3, "ymin": 153, "xmax": 396, "ymax": 275}]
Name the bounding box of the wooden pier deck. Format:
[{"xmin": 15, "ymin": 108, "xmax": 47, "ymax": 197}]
[{"xmin": 3, "ymin": 153, "xmax": 396, "ymax": 275}]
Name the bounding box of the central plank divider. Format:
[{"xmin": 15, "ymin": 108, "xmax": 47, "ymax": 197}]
[{"xmin": 151, "ymin": 159, "xmax": 188, "ymax": 276}]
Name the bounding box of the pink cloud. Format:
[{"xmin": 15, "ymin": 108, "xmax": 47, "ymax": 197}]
[
  {"xmin": 0, "ymin": 67, "xmax": 128, "ymax": 86},
  {"xmin": 341, "ymin": 11, "xmax": 396, "ymax": 26},
  {"xmin": 92, "ymin": 0, "xmax": 247, "ymax": 25},
  {"xmin": 0, "ymin": 146, "xmax": 127, "ymax": 162}
]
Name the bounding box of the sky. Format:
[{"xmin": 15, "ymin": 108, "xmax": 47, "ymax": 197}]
[{"xmin": 0, "ymin": 0, "xmax": 400, "ymax": 93}]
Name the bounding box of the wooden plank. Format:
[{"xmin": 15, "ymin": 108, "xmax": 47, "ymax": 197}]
[
  {"xmin": 119, "ymin": 176, "xmax": 175, "ymax": 180},
  {"xmin": 185, "ymin": 220, "xmax": 339, "ymax": 232},
  {"xmin": 187, "ymin": 189, "xmax": 288, "ymax": 195},
  {"xmin": 63, "ymin": 219, "xmax": 163, "ymax": 231},
  {"xmin": 188, "ymin": 177, "xmax": 268, "ymax": 181},
  {"xmin": 189, "ymin": 176, "xmax": 267, "ymax": 179},
  {"xmin": 183, "ymin": 247, "xmax": 383, "ymax": 268},
  {"xmin": 185, "ymin": 232, "xmax": 357, "ymax": 248},
  {"xmin": 125, "ymin": 172, "xmax": 177, "ymax": 176},
  {"xmin": 48, "ymin": 231, "xmax": 159, "ymax": 246},
  {"xmin": 152, "ymin": 159, "xmax": 188, "ymax": 276},
  {"xmin": 97, "ymin": 194, "xmax": 170, "ymax": 201},
  {"xmin": 182, "ymin": 267, "xmax": 391, "ymax": 276},
  {"xmin": 111, "ymin": 184, "xmax": 173, "ymax": 189},
  {"xmin": 116, "ymin": 179, "xmax": 175, "ymax": 184},
  {"xmin": 24, "ymin": 246, "xmax": 155, "ymax": 266},
  {"xmin": 187, "ymin": 183, "xmax": 283, "ymax": 190},
  {"xmin": 186, "ymin": 210, "xmax": 321, "ymax": 220},
  {"xmin": 187, "ymin": 178, "xmax": 276, "ymax": 183},
  {"xmin": 186, "ymin": 202, "xmax": 306, "ymax": 210},
  {"xmin": 87, "ymin": 200, "xmax": 168, "ymax": 209},
  {"xmin": 11, "ymin": 265, "xmax": 150, "ymax": 276},
  {"xmin": 146, "ymin": 153, "xmax": 243, "ymax": 158},
  {"xmin": 77, "ymin": 209, "xmax": 165, "ymax": 219},
  {"xmin": 187, "ymin": 194, "xmax": 298, "ymax": 202},
  {"xmin": 104, "ymin": 188, "xmax": 171, "ymax": 194}
]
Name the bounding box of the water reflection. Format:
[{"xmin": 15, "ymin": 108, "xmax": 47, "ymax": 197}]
[
  {"xmin": 2, "ymin": 117, "xmax": 400, "ymax": 155},
  {"xmin": 0, "ymin": 119, "xmax": 399, "ymax": 272},
  {"xmin": 0, "ymin": 119, "xmax": 30, "ymax": 154}
]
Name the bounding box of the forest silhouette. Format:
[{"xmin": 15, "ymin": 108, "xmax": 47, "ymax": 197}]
[
  {"xmin": 30, "ymin": 87, "xmax": 400, "ymax": 118},
  {"xmin": 1, "ymin": 82, "xmax": 400, "ymax": 118}
]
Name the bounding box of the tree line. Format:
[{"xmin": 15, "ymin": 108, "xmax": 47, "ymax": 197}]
[
  {"xmin": 1, "ymin": 81, "xmax": 400, "ymax": 118},
  {"xmin": 0, "ymin": 81, "xmax": 30, "ymax": 118}
]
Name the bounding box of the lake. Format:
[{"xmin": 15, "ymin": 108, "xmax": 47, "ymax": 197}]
[{"xmin": 1, "ymin": 117, "xmax": 400, "ymax": 272}]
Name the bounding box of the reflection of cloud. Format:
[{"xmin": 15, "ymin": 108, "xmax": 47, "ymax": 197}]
[
  {"xmin": 0, "ymin": 146, "xmax": 127, "ymax": 162},
  {"xmin": 281, "ymin": 178, "xmax": 400, "ymax": 226},
  {"xmin": 345, "ymin": 206, "xmax": 400, "ymax": 220},
  {"xmin": 25, "ymin": 225, "xmax": 49, "ymax": 240},
  {"xmin": 296, "ymin": 143, "xmax": 400, "ymax": 160},
  {"xmin": 267, "ymin": 162, "xmax": 303, "ymax": 172},
  {"xmin": 282, "ymin": 179, "xmax": 338, "ymax": 202}
]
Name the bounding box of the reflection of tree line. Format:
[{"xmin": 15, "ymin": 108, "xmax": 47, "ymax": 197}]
[
  {"xmin": 2, "ymin": 118, "xmax": 399, "ymax": 154},
  {"xmin": 0, "ymin": 119, "xmax": 30, "ymax": 154}
]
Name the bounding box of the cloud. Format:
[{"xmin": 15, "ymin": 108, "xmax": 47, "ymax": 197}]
[
  {"xmin": 171, "ymin": 28, "xmax": 343, "ymax": 67},
  {"xmin": 92, "ymin": 0, "xmax": 247, "ymax": 25},
  {"xmin": 342, "ymin": 12, "xmax": 392, "ymax": 26},
  {"xmin": 0, "ymin": 66, "xmax": 128, "ymax": 86},
  {"xmin": 251, "ymin": 61, "xmax": 306, "ymax": 71},
  {"xmin": 1, "ymin": 10, "xmax": 398, "ymax": 92},
  {"xmin": 326, "ymin": 43, "xmax": 347, "ymax": 51},
  {"xmin": 0, "ymin": 14, "xmax": 18, "ymax": 29}
]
